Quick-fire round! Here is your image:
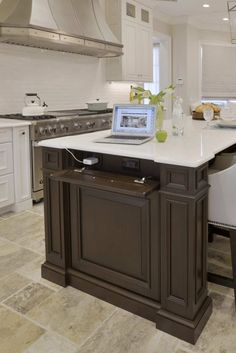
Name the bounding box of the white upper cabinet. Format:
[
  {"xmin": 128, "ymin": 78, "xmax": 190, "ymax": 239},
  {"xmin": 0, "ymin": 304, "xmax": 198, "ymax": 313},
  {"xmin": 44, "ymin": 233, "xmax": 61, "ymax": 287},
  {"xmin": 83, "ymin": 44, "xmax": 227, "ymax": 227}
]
[{"xmin": 106, "ymin": 0, "xmax": 153, "ymax": 82}]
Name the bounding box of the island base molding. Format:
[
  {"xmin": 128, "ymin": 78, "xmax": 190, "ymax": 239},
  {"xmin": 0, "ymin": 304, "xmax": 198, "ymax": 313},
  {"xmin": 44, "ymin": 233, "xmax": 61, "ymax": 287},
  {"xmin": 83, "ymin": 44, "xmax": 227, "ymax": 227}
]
[
  {"xmin": 156, "ymin": 297, "xmax": 212, "ymax": 344},
  {"xmin": 42, "ymin": 261, "xmax": 212, "ymax": 343}
]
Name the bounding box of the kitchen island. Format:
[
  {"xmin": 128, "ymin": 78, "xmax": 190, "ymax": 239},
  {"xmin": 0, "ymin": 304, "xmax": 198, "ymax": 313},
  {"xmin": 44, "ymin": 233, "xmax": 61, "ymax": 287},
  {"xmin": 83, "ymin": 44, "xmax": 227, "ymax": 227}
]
[{"xmin": 39, "ymin": 118, "xmax": 236, "ymax": 344}]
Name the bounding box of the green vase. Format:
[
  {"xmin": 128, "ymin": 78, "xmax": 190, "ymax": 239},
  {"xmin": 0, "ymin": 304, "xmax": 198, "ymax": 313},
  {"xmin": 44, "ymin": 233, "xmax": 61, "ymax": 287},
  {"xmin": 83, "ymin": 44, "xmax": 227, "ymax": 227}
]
[{"xmin": 155, "ymin": 106, "xmax": 167, "ymax": 142}]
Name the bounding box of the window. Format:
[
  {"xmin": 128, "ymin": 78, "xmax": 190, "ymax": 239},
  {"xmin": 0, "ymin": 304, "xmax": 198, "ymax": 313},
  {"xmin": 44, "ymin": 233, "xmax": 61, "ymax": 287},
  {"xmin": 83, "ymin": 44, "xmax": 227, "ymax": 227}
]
[
  {"xmin": 202, "ymin": 97, "xmax": 236, "ymax": 108},
  {"xmin": 202, "ymin": 44, "xmax": 236, "ymax": 100},
  {"xmin": 144, "ymin": 44, "xmax": 160, "ymax": 94}
]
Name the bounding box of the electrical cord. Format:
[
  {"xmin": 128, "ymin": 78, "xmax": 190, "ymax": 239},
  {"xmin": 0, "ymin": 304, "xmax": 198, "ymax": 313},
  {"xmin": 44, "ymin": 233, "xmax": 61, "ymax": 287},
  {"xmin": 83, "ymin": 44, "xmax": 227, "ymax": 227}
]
[{"xmin": 65, "ymin": 148, "xmax": 83, "ymax": 164}]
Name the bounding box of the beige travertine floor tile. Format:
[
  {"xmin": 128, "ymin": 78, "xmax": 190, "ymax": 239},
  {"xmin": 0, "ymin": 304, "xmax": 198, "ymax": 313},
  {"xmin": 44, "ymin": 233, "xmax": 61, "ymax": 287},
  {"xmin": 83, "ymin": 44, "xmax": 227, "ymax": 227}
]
[
  {"xmin": 208, "ymin": 247, "xmax": 232, "ymax": 270},
  {"xmin": 17, "ymin": 256, "xmax": 61, "ymax": 291},
  {"xmin": 208, "ymin": 260, "xmax": 232, "ymax": 278},
  {"xmin": 0, "ymin": 210, "xmax": 26, "ymax": 220},
  {"xmin": 0, "ymin": 305, "xmax": 44, "ymax": 353},
  {"xmin": 4, "ymin": 282, "xmax": 54, "ymax": 315},
  {"xmin": 77, "ymin": 309, "xmax": 178, "ymax": 353},
  {"xmin": 29, "ymin": 202, "xmax": 44, "ymax": 217},
  {"xmin": 208, "ymin": 282, "xmax": 234, "ymax": 298},
  {"xmin": 0, "ymin": 241, "xmax": 39, "ymax": 279},
  {"xmin": 0, "ymin": 212, "xmax": 45, "ymax": 255},
  {"xmin": 0, "ymin": 272, "xmax": 31, "ymax": 302},
  {"xmin": 208, "ymin": 234, "xmax": 231, "ymax": 254},
  {"xmin": 24, "ymin": 332, "xmax": 78, "ymax": 353},
  {"xmin": 27, "ymin": 286, "xmax": 116, "ymax": 346}
]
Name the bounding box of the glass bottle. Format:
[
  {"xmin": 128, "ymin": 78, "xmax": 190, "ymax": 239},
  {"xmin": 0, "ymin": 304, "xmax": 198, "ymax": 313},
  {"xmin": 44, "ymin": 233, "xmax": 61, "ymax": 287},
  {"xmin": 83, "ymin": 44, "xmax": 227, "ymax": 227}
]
[{"xmin": 172, "ymin": 97, "xmax": 184, "ymax": 136}]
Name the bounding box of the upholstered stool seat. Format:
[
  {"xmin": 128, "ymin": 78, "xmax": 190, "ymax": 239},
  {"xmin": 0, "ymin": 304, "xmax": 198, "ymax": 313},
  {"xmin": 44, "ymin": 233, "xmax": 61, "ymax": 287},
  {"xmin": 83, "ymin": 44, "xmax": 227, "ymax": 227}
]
[{"xmin": 208, "ymin": 156, "xmax": 236, "ymax": 305}]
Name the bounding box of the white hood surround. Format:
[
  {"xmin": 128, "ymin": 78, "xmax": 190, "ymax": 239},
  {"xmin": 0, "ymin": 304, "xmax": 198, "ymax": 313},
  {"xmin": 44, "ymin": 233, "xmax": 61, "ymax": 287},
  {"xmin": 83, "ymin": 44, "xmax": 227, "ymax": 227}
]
[{"xmin": 0, "ymin": 0, "xmax": 123, "ymax": 57}]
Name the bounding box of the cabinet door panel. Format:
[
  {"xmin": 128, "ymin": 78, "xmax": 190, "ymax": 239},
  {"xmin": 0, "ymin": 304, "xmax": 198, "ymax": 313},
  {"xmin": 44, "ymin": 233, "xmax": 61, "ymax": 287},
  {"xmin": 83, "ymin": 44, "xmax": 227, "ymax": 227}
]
[
  {"xmin": 0, "ymin": 174, "xmax": 14, "ymax": 208},
  {"xmin": 123, "ymin": 20, "xmax": 138, "ymax": 80},
  {"xmin": 0, "ymin": 143, "xmax": 13, "ymax": 176},
  {"xmin": 13, "ymin": 127, "xmax": 31, "ymax": 202},
  {"xmin": 136, "ymin": 26, "xmax": 153, "ymax": 81},
  {"xmin": 0, "ymin": 128, "xmax": 12, "ymax": 143},
  {"xmin": 70, "ymin": 185, "xmax": 159, "ymax": 299}
]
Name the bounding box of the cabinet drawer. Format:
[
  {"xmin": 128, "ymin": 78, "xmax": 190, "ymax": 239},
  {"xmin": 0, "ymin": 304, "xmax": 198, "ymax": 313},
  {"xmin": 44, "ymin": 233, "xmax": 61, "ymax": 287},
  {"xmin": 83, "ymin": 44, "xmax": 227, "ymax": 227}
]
[
  {"xmin": 0, "ymin": 143, "xmax": 13, "ymax": 176},
  {"xmin": 0, "ymin": 174, "xmax": 14, "ymax": 208},
  {"xmin": 0, "ymin": 128, "xmax": 12, "ymax": 143}
]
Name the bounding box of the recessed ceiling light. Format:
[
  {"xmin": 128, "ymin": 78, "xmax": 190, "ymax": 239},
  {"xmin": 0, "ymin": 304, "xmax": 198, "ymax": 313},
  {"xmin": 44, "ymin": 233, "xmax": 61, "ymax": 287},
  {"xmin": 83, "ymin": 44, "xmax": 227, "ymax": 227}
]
[
  {"xmin": 203, "ymin": 4, "xmax": 210, "ymax": 8},
  {"xmin": 222, "ymin": 17, "xmax": 229, "ymax": 21}
]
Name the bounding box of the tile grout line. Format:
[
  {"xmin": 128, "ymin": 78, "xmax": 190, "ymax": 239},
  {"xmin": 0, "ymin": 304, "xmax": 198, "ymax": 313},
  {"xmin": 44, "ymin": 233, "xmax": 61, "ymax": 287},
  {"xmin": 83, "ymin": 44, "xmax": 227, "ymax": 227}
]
[
  {"xmin": 0, "ymin": 211, "xmax": 28, "ymax": 222},
  {"xmin": 0, "ymin": 302, "xmax": 80, "ymax": 350},
  {"xmin": 2, "ymin": 279, "xmax": 63, "ymax": 310},
  {"xmin": 27, "ymin": 209, "xmax": 44, "ymax": 218},
  {"xmin": 75, "ymin": 308, "xmax": 119, "ymax": 351},
  {"xmin": 1, "ymin": 282, "xmax": 35, "ymax": 305},
  {"xmin": 15, "ymin": 269, "xmax": 61, "ymax": 293},
  {"xmin": 0, "ymin": 235, "xmax": 46, "ymax": 257}
]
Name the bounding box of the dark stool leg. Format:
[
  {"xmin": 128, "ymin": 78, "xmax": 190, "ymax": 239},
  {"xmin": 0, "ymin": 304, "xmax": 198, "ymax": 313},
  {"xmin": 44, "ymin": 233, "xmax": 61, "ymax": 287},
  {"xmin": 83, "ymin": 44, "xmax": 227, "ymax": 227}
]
[
  {"xmin": 208, "ymin": 224, "xmax": 215, "ymax": 243},
  {"xmin": 229, "ymin": 230, "xmax": 236, "ymax": 307}
]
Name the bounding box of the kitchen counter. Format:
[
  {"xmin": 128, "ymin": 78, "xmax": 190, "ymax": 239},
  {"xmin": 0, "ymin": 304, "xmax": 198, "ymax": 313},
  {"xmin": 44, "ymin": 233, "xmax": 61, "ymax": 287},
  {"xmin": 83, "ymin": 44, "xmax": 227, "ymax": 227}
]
[
  {"xmin": 39, "ymin": 117, "xmax": 236, "ymax": 167},
  {"xmin": 0, "ymin": 118, "xmax": 31, "ymax": 128}
]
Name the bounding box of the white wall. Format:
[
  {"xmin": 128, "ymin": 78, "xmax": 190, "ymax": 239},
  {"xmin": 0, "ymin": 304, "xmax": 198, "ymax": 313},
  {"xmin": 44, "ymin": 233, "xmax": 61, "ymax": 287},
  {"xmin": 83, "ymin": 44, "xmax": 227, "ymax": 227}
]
[{"xmin": 0, "ymin": 43, "xmax": 131, "ymax": 114}]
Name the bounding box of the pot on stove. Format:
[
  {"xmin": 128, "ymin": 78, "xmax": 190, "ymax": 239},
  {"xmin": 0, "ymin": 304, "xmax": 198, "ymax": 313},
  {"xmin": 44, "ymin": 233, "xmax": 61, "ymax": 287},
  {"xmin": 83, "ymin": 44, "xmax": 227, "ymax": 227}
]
[{"xmin": 86, "ymin": 99, "xmax": 108, "ymax": 111}]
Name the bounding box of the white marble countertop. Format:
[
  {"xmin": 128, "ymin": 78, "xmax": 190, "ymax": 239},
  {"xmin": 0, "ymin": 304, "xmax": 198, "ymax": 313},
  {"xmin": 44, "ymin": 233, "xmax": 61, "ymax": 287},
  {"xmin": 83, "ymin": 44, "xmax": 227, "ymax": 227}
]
[
  {"xmin": 0, "ymin": 118, "xmax": 31, "ymax": 128},
  {"xmin": 39, "ymin": 117, "xmax": 236, "ymax": 168}
]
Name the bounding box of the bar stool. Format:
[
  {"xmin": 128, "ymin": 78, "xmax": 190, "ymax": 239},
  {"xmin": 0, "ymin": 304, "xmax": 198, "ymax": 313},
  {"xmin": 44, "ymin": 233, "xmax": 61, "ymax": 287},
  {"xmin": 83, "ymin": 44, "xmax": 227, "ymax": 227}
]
[{"xmin": 208, "ymin": 158, "xmax": 236, "ymax": 305}]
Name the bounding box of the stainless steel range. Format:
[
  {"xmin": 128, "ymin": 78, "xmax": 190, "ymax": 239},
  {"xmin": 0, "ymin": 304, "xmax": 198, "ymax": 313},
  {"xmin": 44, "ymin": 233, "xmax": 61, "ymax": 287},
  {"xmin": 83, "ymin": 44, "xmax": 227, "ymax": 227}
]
[{"xmin": 1, "ymin": 109, "xmax": 112, "ymax": 202}]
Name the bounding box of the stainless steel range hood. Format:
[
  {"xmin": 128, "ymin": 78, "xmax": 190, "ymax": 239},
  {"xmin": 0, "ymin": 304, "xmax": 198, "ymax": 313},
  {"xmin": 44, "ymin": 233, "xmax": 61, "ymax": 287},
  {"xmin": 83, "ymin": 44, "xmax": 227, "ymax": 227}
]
[{"xmin": 0, "ymin": 0, "xmax": 123, "ymax": 57}]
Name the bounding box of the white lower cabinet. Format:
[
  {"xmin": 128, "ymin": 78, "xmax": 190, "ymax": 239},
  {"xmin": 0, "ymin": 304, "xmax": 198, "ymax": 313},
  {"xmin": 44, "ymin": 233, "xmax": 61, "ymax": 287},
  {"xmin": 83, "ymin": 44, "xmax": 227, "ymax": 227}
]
[
  {"xmin": 0, "ymin": 124, "xmax": 32, "ymax": 213},
  {"xmin": 0, "ymin": 174, "xmax": 14, "ymax": 208},
  {"xmin": 0, "ymin": 143, "xmax": 13, "ymax": 176},
  {"xmin": 13, "ymin": 126, "xmax": 31, "ymax": 203}
]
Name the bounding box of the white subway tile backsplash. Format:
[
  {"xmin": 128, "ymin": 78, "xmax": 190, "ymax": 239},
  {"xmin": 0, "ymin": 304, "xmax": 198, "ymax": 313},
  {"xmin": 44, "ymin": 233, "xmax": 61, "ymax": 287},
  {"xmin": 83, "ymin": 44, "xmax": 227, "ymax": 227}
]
[{"xmin": 0, "ymin": 44, "xmax": 131, "ymax": 114}]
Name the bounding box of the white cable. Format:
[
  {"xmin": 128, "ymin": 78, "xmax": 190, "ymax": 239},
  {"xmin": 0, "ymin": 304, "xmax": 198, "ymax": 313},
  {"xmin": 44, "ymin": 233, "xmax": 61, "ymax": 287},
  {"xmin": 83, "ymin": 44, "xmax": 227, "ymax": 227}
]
[{"xmin": 65, "ymin": 148, "xmax": 83, "ymax": 164}]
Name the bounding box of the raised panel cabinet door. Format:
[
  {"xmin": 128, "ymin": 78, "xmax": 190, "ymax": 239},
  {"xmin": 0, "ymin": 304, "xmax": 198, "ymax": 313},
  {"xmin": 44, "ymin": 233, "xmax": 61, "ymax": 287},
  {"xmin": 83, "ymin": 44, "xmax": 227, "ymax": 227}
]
[
  {"xmin": 13, "ymin": 126, "xmax": 31, "ymax": 202},
  {"xmin": 44, "ymin": 173, "xmax": 66, "ymax": 268},
  {"xmin": 0, "ymin": 128, "xmax": 12, "ymax": 144},
  {"xmin": 136, "ymin": 25, "xmax": 153, "ymax": 82},
  {"xmin": 0, "ymin": 143, "xmax": 13, "ymax": 176},
  {"xmin": 70, "ymin": 185, "xmax": 160, "ymax": 300},
  {"xmin": 123, "ymin": 20, "xmax": 138, "ymax": 80},
  {"xmin": 0, "ymin": 174, "xmax": 14, "ymax": 208}
]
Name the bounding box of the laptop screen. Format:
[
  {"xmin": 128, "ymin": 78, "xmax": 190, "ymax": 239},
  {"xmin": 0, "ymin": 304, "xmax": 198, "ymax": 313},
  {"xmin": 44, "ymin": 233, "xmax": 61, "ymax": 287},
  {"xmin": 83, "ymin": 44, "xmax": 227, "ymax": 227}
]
[{"xmin": 112, "ymin": 105, "xmax": 156, "ymax": 136}]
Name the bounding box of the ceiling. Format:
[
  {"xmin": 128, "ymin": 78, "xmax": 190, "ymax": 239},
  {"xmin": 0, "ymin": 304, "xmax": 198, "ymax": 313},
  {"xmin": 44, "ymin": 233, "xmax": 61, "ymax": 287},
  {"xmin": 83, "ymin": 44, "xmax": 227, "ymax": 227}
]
[{"xmin": 153, "ymin": 0, "xmax": 231, "ymax": 32}]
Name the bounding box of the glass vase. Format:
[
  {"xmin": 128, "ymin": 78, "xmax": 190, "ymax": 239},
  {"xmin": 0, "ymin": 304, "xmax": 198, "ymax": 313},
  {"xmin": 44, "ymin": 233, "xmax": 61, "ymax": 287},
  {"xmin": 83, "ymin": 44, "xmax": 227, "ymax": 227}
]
[{"xmin": 155, "ymin": 105, "xmax": 167, "ymax": 142}]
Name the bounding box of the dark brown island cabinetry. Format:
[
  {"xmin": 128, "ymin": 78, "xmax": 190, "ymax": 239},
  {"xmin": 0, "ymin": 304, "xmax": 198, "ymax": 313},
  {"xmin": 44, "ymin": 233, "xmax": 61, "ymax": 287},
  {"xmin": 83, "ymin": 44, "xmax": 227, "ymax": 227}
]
[{"xmin": 41, "ymin": 147, "xmax": 212, "ymax": 344}]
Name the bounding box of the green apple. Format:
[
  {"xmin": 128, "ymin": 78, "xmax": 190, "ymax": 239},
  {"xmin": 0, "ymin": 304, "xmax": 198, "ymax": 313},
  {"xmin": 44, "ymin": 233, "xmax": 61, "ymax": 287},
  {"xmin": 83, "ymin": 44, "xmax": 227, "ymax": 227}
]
[{"xmin": 155, "ymin": 130, "xmax": 167, "ymax": 142}]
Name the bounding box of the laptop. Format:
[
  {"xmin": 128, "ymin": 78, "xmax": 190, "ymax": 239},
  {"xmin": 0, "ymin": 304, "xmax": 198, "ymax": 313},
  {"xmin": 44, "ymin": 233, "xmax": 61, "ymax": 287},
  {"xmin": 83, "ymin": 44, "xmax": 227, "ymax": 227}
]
[{"xmin": 95, "ymin": 104, "xmax": 156, "ymax": 145}]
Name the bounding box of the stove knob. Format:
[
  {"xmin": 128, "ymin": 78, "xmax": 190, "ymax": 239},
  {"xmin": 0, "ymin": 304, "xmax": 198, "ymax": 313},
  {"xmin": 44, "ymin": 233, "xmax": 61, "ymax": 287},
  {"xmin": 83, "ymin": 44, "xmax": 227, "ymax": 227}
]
[
  {"xmin": 60, "ymin": 124, "xmax": 68, "ymax": 132},
  {"xmin": 74, "ymin": 122, "xmax": 82, "ymax": 129},
  {"xmin": 86, "ymin": 121, "xmax": 96, "ymax": 129},
  {"xmin": 47, "ymin": 126, "xmax": 55, "ymax": 134},
  {"xmin": 102, "ymin": 119, "xmax": 109, "ymax": 126},
  {"xmin": 39, "ymin": 127, "xmax": 46, "ymax": 136}
]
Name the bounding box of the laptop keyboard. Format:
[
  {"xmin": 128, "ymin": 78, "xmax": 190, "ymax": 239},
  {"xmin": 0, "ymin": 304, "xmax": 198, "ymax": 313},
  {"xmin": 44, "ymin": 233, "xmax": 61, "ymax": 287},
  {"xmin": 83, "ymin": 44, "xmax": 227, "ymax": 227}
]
[{"xmin": 105, "ymin": 135, "xmax": 148, "ymax": 140}]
